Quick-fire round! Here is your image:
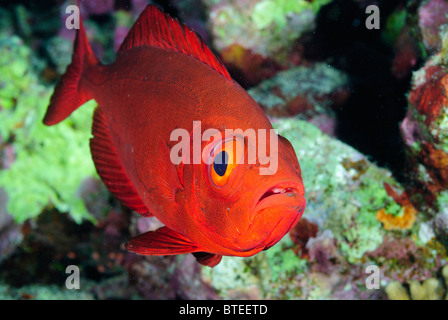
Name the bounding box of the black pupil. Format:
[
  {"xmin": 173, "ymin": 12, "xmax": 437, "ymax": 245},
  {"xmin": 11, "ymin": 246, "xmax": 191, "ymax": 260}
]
[{"xmin": 213, "ymin": 151, "xmax": 228, "ymax": 176}]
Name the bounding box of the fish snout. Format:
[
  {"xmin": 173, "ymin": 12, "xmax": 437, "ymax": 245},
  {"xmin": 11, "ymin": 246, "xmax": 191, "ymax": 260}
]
[
  {"xmin": 236, "ymin": 181, "xmax": 306, "ymax": 251},
  {"xmin": 252, "ymin": 181, "xmax": 305, "ymax": 214}
]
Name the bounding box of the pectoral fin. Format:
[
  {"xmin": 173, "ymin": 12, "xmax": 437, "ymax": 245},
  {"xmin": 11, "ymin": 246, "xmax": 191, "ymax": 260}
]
[
  {"xmin": 126, "ymin": 226, "xmax": 223, "ymax": 267},
  {"xmin": 126, "ymin": 226, "xmax": 201, "ymax": 255}
]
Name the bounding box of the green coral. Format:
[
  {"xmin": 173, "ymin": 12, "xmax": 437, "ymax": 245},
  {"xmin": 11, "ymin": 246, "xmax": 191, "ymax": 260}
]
[
  {"xmin": 265, "ymin": 237, "xmax": 308, "ymax": 282},
  {"xmin": 208, "ymin": 0, "xmax": 332, "ymax": 63},
  {"xmin": 201, "ymin": 255, "xmax": 263, "ymax": 297},
  {"xmin": 437, "ymin": 191, "xmax": 448, "ymax": 211},
  {"xmin": 433, "ymin": 102, "xmax": 448, "ymax": 153},
  {"xmin": 0, "ymin": 35, "xmax": 97, "ymax": 224},
  {"xmin": 252, "ymin": 0, "xmax": 331, "ymax": 30},
  {"xmin": 248, "ymin": 63, "xmax": 348, "ymax": 115},
  {"xmin": 0, "ymin": 283, "xmax": 94, "ymax": 300},
  {"xmin": 384, "ymin": 201, "xmax": 403, "ymax": 216},
  {"xmin": 202, "ymin": 237, "xmax": 308, "ymax": 299},
  {"xmin": 273, "ymin": 119, "xmax": 397, "ymax": 263}
]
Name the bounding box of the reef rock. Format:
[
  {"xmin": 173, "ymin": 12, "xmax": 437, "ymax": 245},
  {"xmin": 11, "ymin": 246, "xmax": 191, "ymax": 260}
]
[
  {"xmin": 248, "ymin": 63, "xmax": 349, "ymax": 135},
  {"xmin": 418, "ymin": 0, "xmax": 448, "ymax": 53},
  {"xmin": 400, "ymin": 30, "xmax": 448, "ymax": 213},
  {"xmin": 386, "ymin": 264, "xmax": 448, "ymax": 300},
  {"xmin": 203, "ymin": 0, "xmax": 332, "ymax": 85}
]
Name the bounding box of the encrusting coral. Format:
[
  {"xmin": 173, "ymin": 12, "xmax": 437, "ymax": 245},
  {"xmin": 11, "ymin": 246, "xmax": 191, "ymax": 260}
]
[{"xmin": 375, "ymin": 183, "xmax": 418, "ymax": 230}]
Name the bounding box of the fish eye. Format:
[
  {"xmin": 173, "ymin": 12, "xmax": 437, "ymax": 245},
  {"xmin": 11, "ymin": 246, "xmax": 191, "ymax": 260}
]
[
  {"xmin": 213, "ymin": 151, "xmax": 228, "ymax": 176},
  {"xmin": 209, "ymin": 138, "xmax": 244, "ymax": 188}
]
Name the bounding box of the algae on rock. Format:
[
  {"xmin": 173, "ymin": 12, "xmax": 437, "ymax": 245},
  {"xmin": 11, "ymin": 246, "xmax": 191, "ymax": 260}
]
[
  {"xmin": 274, "ymin": 118, "xmax": 398, "ymax": 264},
  {"xmin": 0, "ymin": 35, "xmax": 97, "ymax": 224},
  {"xmin": 204, "ymin": 0, "xmax": 332, "ymax": 64}
]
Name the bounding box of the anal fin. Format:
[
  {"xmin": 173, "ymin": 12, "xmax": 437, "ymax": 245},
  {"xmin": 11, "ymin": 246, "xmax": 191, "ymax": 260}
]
[{"xmin": 90, "ymin": 107, "xmax": 150, "ymax": 216}]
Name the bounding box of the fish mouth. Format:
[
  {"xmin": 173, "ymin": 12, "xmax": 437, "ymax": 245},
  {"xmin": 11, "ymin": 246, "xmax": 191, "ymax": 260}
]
[
  {"xmin": 254, "ymin": 181, "xmax": 303, "ymax": 208},
  {"xmin": 245, "ymin": 181, "xmax": 305, "ymax": 252},
  {"xmin": 215, "ymin": 181, "xmax": 305, "ymax": 256},
  {"xmin": 257, "ymin": 186, "xmax": 299, "ymax": 204}
]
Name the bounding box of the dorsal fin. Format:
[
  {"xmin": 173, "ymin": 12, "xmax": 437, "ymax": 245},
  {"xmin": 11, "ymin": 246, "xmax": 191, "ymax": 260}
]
[
  {"xmin": 90, "ymin": 107, "xmax": 151, "ymax": 216},
  {"xmin": 118, "ymin": 5, "xmax": 233, "ymax": 81}
]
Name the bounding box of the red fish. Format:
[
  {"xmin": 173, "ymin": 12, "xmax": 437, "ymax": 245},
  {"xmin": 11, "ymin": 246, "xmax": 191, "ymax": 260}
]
[{"xmin": 43, "ymin": 5, "xmax": 306, "ymax": 267}]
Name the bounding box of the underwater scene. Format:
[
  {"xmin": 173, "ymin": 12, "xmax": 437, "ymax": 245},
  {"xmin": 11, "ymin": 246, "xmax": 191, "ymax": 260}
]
[{"xmin": 0, "ymin": 0, "xmax": 448, "ymax": 301}]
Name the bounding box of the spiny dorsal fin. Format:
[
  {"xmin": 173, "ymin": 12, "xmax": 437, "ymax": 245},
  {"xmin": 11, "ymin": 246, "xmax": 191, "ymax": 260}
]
[
  {"xmin": 90, "ymin": 107, "xmax": 151, "ymax": 216},
  {"xmin": 118, "ymin": 4, "xmax": 232, "ymax": 81}
]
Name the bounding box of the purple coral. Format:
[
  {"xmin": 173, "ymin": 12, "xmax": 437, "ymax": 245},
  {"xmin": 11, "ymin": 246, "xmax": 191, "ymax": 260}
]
[
  {"xmin": 418, "ymin": 0, "xmax": 448, "ymax": 51},
  {"xmin": 306, "ymin": 230, "xmax": 338, "ymax": 274},
  {"xmin": 400, "ymin": 111, "xmax": 423, "ymax": 147}
]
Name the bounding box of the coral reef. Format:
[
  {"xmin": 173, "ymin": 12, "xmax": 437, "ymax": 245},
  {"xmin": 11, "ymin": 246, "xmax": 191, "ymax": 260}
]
[
  {"xmin": 0, "ymin": 283, "xmax": 95, "ymax": 300},
  {"xmin": 219, "ymin": 44, "xmax": 282, "ymax": 88},
  {"xmin": 275, "ymin": 119, "xmax": 396, "ymax": 265},
  {"xmin": 367, "ymin": 236, "xmax": 445, "ymax": 283},
  {"xmin": 248, "ymin": 63, "xmax": 349, "ymax": 135},
  {"xmin": 418, "ymin": 0, "xmax": 448, "ymax": 53},
  {"xmin": 386, "ymin": 265, "xmax": 448, "ymax": 300},
  {"xmin": 306, "ymin": 230, "xmax": 339, "ymax": 275},
  {"xmin": 375, "ymin": 205, "xmax": 416, "ymax": 230},
  {"xmin": 400, "ymin": 25, "xmax": 448, "ymax": 215},
  {"xmin": 289, "ymin": 218, "xmax": 318, "ymax": 258},
  {"xmin": 433, "ymin": 202, "xmax": 448, "ymax": 246},
  {"xmin": 375, "ymin": 184, "xmax": 418, "ymax": 231},
  {"xmin": 0, "ymin": 35, "xmax": 97, "ymax": 224},
  {"xmin": 203, "ymin": 0, "xmax": 332, "ymax": 84}
]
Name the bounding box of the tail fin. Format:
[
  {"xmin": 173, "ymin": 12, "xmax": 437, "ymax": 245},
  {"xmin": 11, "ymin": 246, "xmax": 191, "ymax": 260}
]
[{"xmin": 43, "ymin": 18, "xmax": 99, "ymax": 126}]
